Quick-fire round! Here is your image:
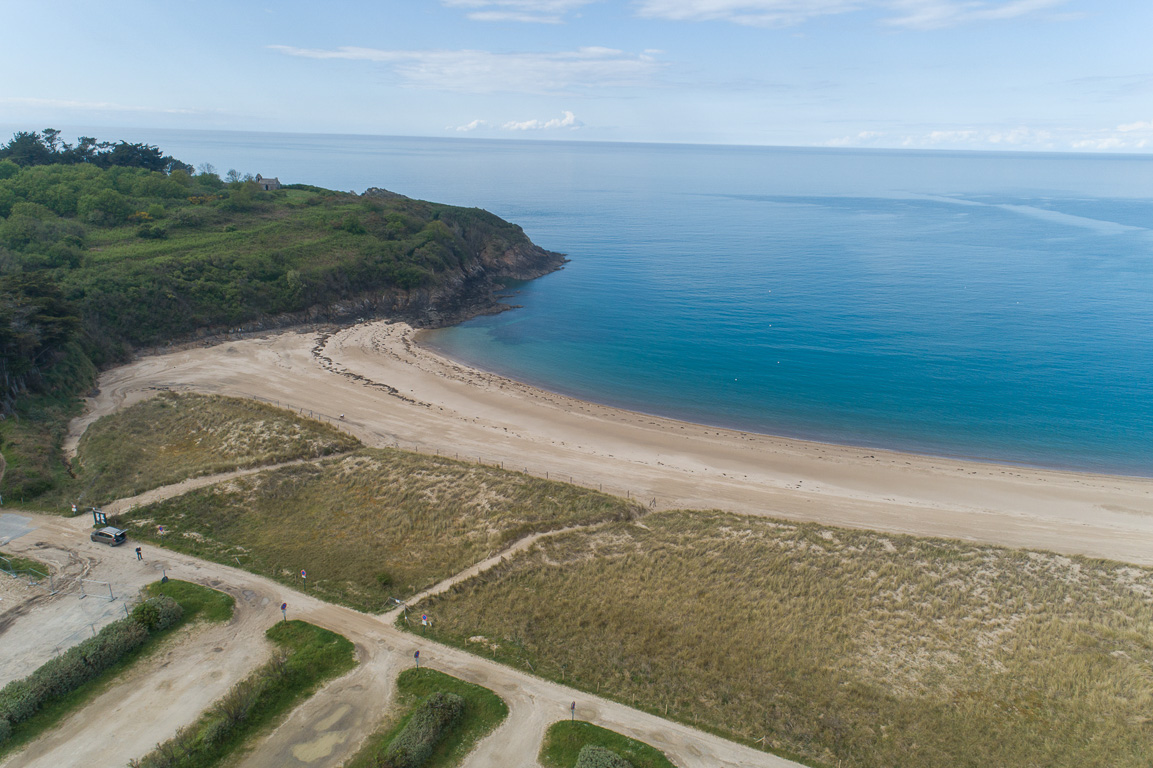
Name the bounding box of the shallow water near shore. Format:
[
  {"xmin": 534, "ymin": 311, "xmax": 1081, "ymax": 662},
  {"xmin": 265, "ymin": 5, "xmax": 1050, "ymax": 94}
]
[{"xmin": 44, "ymin": 127, "xmax": 1153, "ymax": 476}]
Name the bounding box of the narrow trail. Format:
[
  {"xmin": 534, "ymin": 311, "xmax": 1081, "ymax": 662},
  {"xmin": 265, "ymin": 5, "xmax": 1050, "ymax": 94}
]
[
  {"xmin": 102, "ymin": 456, "xmax": 338, "ymax": 516},
  {"xmin": 386, "ymin": 524, "xmax": 596, "ymax": 624},
  {"xmin": 3, "ymin": 511, "xmax": 801, "ymax": 768}
]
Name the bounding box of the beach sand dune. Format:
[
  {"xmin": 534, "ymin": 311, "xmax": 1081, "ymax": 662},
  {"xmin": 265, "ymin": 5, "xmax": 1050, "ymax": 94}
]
[{"xmin": 79, "ymin": 321, "xmax": 1153, "ymax": 566}]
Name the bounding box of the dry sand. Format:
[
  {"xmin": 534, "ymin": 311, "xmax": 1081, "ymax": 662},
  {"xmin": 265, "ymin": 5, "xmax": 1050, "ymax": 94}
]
[{"xmin": 77, "ymin": 320, "xmax": 1153, "ymax": 565}]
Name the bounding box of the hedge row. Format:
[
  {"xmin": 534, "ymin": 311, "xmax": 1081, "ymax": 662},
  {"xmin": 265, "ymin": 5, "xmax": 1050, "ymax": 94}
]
[
  {"xmin": 130, "ymin": 650, "xmax": 288, "ymax": 768},
  {"xmin": 131, "ymin": 622, "xmax": 356, "ymax": 768},
  {"xmin": 575, "ymin": 744, "xmax": 634, "ymax": 768},
  {"xmin": 0, "ymin": 595, "xmax": 181, "ymax": 741},
  {"xmin": 378, "ymin": 691, "xmax": 466, "ymax": 768}
]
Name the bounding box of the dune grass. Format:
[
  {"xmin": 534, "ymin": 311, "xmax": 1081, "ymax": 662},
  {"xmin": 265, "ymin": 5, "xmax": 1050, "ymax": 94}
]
[
  {"xmin": 51, "ymin": 391, "xmax": 360, "ymax": 510},
  {"xmin": 406, "ymin": 509, "xmax": 1153, "ymax": 768},
  {"xmin": 0, "ymin": 580, "xmax": 233, "ymax": 761},
  {"xmin": 114, "ymin": 448, "xmax": 641, "ymax": 611},
  {"xmin": 540, "ymin": 721, "xmax": 675, "ymax": 768},
  {"xmin": 345, "ymin": 668, "xmax": 509, "ymax": 768}
]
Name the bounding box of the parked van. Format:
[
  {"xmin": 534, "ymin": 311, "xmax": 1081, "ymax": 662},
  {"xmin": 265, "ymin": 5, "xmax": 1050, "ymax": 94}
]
[{"xmin": 91, "ymin": 527, "xmax": 127, "ymax": 546}]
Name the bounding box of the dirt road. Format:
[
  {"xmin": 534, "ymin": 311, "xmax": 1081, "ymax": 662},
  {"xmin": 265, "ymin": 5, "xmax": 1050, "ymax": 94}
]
[{"xmin": 2, "ymin": 511, "xmax": 800, "ymax": 768}]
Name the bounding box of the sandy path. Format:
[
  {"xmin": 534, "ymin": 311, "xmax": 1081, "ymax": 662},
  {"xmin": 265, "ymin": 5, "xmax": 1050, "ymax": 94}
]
[
  {"xmin": 9, "ymin": 586, "xmax": 272, "ymax": 768},
  {"xmin": 6, "ymin": 511, "xmax": 801, "ymax": 768},
  {"xmin": 0, "ymin": 514, "xmax": 277, "ymax": 768},
  {"xmin": 74, "ymin": 321, "xmax": 1153, "ymax": 565}
]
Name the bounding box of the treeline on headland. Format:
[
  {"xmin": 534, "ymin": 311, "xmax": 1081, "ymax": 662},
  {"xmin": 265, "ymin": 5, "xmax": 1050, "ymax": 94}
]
[{"xmin": 0, "ymin": 129, "xmax": 565, "ymax": 499}]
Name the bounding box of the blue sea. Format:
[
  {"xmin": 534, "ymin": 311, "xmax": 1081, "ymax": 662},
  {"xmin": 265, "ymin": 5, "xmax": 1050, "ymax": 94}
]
[{"xmin": 39, "ymin": 127, "xmax": 1153, "ymax": 476}]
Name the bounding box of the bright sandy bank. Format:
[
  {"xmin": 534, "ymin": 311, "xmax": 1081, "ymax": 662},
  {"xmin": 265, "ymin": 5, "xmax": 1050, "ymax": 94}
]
[{"xmin": 75, "ymin": 321, "xmax": 1153, "ymax": 565}]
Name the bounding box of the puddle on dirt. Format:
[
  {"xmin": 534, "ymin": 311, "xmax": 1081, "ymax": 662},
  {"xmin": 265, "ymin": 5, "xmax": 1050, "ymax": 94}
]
[{"xmin": 292, "ymin": 730, "xmax": 349, "ymax": 763}]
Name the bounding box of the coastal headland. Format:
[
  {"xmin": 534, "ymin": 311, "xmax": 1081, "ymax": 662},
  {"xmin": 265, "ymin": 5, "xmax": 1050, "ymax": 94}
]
[{"xmin": 75, "ymin": 320, "xmax": 1153, "ymax": 567}]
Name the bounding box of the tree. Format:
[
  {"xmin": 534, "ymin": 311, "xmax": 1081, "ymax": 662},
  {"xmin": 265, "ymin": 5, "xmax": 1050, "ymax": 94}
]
[{"xmin": 0, "ymin": 131, "xmax": 52, "ymax": 166}]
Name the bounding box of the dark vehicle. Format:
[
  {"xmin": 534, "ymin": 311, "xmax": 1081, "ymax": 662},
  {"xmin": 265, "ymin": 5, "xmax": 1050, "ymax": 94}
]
[{"xmin": 91, "ymin": 526, "xmax": 127, "ymax": 546}]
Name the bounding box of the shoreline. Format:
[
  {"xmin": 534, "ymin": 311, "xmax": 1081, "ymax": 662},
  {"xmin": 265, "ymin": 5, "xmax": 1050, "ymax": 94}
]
[
  {"xmin": 417, "ymin": 330, "xmax": 1151, "ymax": 482},
  {"xmin": 78, "ymin": 320, "xmax": 1153, "ymax": 566}
]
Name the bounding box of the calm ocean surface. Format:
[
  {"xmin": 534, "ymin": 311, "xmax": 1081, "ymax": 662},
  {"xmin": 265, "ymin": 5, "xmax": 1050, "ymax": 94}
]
[{"xmin": 61, "ymin": 128, "xmax": 1153, "ymax": 476}]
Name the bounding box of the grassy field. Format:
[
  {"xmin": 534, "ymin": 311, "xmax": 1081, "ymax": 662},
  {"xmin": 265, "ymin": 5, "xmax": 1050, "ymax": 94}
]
[
  {"xmin": 406, "ymin": 509, "xmax": 1153, "ymax": 768},
  {"xmin": 54, "ymin": 391, "xmax": 360, "ymax": 509},
  {"xmin": 345, "ymin": 668, "xmax": 509, "ymax": 768},
  {"xmin": 539, "ymin": 721, "xmax": 675, "ymax": 768},
  {"xmin": 0, "ymin": 579, "xmax": 233, "ymax": 761},
  {"xmin": 114, "ymin": 447, "xmax": 641, "ymax": 610}
]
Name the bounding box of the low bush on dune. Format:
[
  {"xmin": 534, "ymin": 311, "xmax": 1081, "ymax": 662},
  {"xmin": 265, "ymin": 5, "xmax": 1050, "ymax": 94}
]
[
  {"xmin": 345, "ymin": 668, "xmax": 507, "ymax": 768},
  {"xmin": 574, "ymin": 744, "xmax": 633, "ymax": 768},
  {"xmin": 377, "ymin": 691, "xmax": 466, "ymax": 768}
]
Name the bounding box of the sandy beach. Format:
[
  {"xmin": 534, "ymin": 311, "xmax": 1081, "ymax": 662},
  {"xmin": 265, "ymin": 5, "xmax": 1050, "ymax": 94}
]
[{"xmin": 75, "ymin": 320, "xmax": 1153, "ymax": 566}]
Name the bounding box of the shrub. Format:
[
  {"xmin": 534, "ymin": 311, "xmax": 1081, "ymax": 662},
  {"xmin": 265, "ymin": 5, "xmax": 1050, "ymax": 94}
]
[
  {"xmin": 575, "ymin": 745, "xmax": 633, "ymax": 768},
  {"xmin": 0, "ymin": 596, "xmax": 176, "ymax": 730},
  {"xmin": 0, "ymin": 716, "xmax": 10, "ymax": 743},
  {"xmin": 137, "ymin": 223, "xmax": 167, "ymax": 239},
  {"xmin": 378, "ymin": 691, "xmax": 465, "ymax": 768},
  {"xmin": 131, "ymin": 595, "xmax": 183, "ymax": 632}
]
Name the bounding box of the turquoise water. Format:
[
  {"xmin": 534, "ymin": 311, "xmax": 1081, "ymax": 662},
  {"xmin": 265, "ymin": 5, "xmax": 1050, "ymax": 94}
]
[{"xmin": 57, "ymin": 128, "xmax": 1153, "ymax": 476}]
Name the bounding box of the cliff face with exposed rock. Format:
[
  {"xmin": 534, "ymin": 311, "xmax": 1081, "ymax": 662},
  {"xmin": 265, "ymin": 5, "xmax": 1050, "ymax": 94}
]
[{"xmin": 186, "ymin": 190, "xmax": 567, "ymax": 339}]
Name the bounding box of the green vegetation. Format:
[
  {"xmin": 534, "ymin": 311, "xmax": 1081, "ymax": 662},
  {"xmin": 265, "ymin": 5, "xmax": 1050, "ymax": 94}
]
[
  {"xmin": 130, "ymin": 620, "xmax": 356, "ymax": 768},
  {"xmin": 540, "ymin": 722, "xmax": 674, "ymax": 768},
  {"xmin": 145, "ymin": 578, "xmax": 236, "ymax": 625},
  {"xmin": 574, "ymin": 745, "xmax": 632, "ymax": 768},
  {"xmin": 113, "ymin": 448, "xmax": 640, "ymax": 610},
  {"xmin": 377, "ymin": 691, "xmax": 466, "ymax": 768},
  {"xmin": 53, "ymin": 391, "xmax": 359, "ymax": 508},
  {"xmin": 0, "ymin": 553, "xmax": 47, "ymax": 576},
  {"xmin": 0, "ymin": 580, "xmax": 232, "ymax": 758},
  {"xmin": 0, "ymin": 129, "xmax": 558, "ymax": 502},
  {"xmin": 408, "ymin": 510, "xmax": 1153, "ymax": 768},
  {"xmin": 346, "ymin": 668, "xmax": 509, "ymax": 768}
]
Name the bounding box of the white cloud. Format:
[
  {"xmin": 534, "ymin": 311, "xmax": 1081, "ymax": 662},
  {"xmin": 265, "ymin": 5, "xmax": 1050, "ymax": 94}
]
[
  {"xmin": 0, "ymin": 96, "xmax": 196, "ymax": 115},
  {"xmin": 633, "ymin": 0, "xmax": 1071, "ymax": 29},
  {"xmin": 442, "ymin": 0, "xmax": 596, "ymax": 23},
  {"xmin": 455, "ymin": 118, "xmax": 492, "ymax": 131},
  {"xmin": 885, "ymin": 0, "xmax": 1070, "ymax": 30},
  {"xmin": 634, "ymin": 0, "xmax": 860, "ymax": 27},
  {"xmin": 270, "ymin": 45, "xmax": 659, "ymax": 94},
  {"xmin": 503, "ymin": 110, "xmax": 583, "ymax": 130},
  {"xmin": 1117, "ymin": 119, "xmax": 1153, "ymax": 133},
  {"xmin": 825, "ymin": 122, "xmax": 1153, "ymax": 152}
]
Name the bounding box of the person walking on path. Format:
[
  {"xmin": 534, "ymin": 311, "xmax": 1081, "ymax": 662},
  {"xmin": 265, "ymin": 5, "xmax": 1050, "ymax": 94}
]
[{"xmin": 135, "ymin": 546, "xmax": 142, "ymax": 561}]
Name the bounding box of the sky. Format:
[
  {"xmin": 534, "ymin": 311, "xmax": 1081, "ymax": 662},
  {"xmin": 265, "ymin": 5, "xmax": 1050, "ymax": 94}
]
[{"xmin": 2, "ymin": 0, "xmax": 1152, "ymax": 151}]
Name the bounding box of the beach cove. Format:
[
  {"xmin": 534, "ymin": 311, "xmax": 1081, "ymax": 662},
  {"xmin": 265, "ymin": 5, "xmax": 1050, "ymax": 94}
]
[{"xmin": 75, "ymin": 320, "xmax": 1153, "ymax": 566}]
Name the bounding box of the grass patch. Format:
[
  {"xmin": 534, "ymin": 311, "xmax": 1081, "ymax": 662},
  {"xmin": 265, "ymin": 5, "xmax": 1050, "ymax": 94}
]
[
  {"xmin": 540, "ymin": 721, "xmax": 674, "ymax": 768},
  {"xmin": 52, "ymin": 391, "xmax": 360, "ymax": 509},
  {"xmin": 0, "ymin": 554, "xmax": 49, "ymax": 576},
  {"xmin": 407, "ymin": 509, "xmax": 1153, "ymax": 768},
  {"xmin": 145, "ymin": 579, "xmax": 236, "ymax": 624},
  {"xmin": 0, "ymin": 579, "xmax": 232, "ymax": 760},
  {"xmin": 345, "ymin": 668, "xmax": 508, "ymax": 768},
  {"xmin": 115, "ymin": 448, "xmax": 641, "ymax": 610},
  {"xmin": 131, "ymin": 620, "xmax": 356, "ymax": 768}
]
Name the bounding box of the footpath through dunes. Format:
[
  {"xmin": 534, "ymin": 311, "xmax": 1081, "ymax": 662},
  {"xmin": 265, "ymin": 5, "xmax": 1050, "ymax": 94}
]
[
  {"xmin": 3, "ymin": 510, "xmax": 802, "ymax": 768},
  {"xmin": 83, "ymin": 320, "xmax": 1153, "ymax": 565}
]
